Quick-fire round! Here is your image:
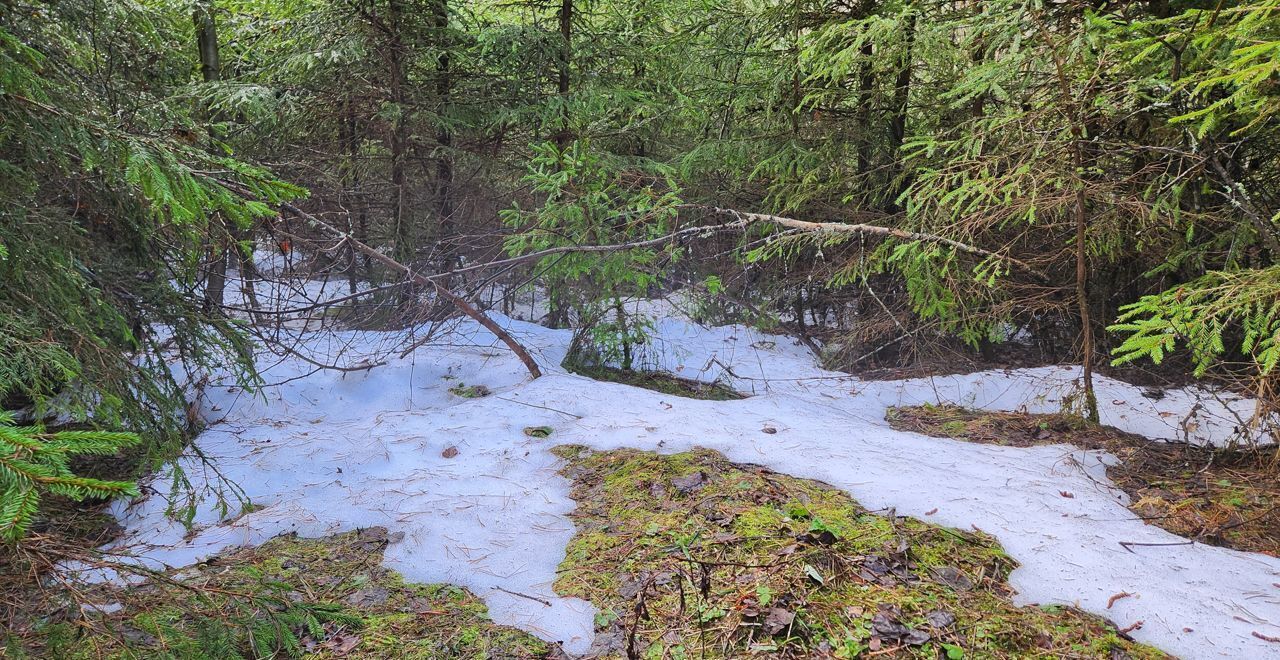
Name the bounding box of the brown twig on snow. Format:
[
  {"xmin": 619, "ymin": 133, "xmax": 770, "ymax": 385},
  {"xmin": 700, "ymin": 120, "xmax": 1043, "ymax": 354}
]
[
  {"xmin": 491, "ymin": 586, "xmax": 551, "ymax": 607},
  {"xmin": 1118, "ymin": 540, "xmax": 1195, "ymax": 553},
  {"xmin": 1107, "ymin": 591, "xmax": 1133, "ymax": 609}
]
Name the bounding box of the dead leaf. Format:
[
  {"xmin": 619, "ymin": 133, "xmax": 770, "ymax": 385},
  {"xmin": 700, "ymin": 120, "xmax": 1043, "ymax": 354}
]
[
  {"xmin": 1119, "ymin": 620, "xmax": 1144, "ymax": 634},
  {"xmin": 762, "ymin": 607, "xmax": 795, "ymax": 634},
  {"xmin": 671, "ymin": 472, "xmax": 706, "ymax": 493},
  {"xmin": 924, "ymin": 508, "xmax": 938, "ymax": 516},
  {"xmin": 344, "ymin": 587, "xmax": 389, "ymax": 607},
  {"xmin": 761, "ymin": 425, "xmax": 778, "ymax": 434},
  {"xmin": 929, "ymin": 566, "xmax": 974, "ymax": 591},
  {"xmin": 1254, "ymin": 631, "xmax": 1280, "ymax": 643},
  {"xmin": 441, "ymin": 446, "xmax": 459, "ymax": 458},
  {"xmin": 324, "ymin": 633, "xmax": 361, "ymax": 655},
  {"xmin": 925, "ymin": 609, "xmax": 956, "ymax": 629},
  {"xmin": 1059, "ymin": 490, "xmax": 1075, "ymax": 498},
  {"xmin": 872, "ymin": 605, "xmax": 930, "ymax": 645}
]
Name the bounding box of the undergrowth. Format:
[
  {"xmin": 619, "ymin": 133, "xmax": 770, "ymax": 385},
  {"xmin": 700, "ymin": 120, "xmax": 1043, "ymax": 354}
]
[{"xmin": 553, "ymin": 446, "xmax": 1164, "ymax": 658}]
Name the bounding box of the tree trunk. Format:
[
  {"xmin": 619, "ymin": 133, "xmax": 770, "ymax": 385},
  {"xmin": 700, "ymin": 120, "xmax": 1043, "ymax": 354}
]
[
  {"xmin": 194, "ymin": 0, "xmax": 227, "ymax": 314},
  {"xmin": 1073, "ymin": 184, "xmax": 1098, "ymax": 422},
  {"xmin": 857, "ymin": 39, "xmax": 874, "ymax": 175},
  {"xmin": 339, "ymin": 98, "xmax": 361, "ymax": 293},
  {"xmin": 386, "ymin": 0, "xmax": 412, "ymax": 264},
  {"xmin": 433, "ymin": 0, "xmax": 456, "ymax": 273},
  {"xmin": 1048, "ymin": 30, "xmax": 1100, "ymax": 422},
  {"xmin": 555, "ymin": 0, "xmax": 573, "ymax": 149},
  {"xmin": 344, "ymin": 102, "xmax": 374, "ymax": 281},
  {"xmin": 887, "ymin": 7, "xmax": 916, "ymax": 212}
]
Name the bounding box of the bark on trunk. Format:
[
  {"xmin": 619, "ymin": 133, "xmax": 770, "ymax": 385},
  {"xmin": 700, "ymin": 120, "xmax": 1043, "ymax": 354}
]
[
  {"xmin": 887, "ymin": 8, "xmax": 916, "ymax": 213},
  {"xmin": 387, "ymin": 0, "xmax": 411, "ymax": 264},
  {"xmin": 194, "ymin": 0, "xmax": 227, "ymax": 313},
  {"xmin": 555, "ymin": 0, "xmax": 573, "ymax": 149},
  {"xmin": 433, "ymin": 0, "xmax": 456, "ymax": 272}
]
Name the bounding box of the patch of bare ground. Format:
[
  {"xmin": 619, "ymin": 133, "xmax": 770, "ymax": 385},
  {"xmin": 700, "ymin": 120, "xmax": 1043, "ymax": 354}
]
[{"xmin": 886, "ymin": 404, "xmax": 1280, "ymax": 556}]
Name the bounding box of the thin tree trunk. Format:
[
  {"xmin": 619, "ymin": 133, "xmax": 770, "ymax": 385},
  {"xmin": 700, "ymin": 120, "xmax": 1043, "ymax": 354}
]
[
  {"xmin": 789, "ymin": 0, "xmax": 801, "ymax": 135},
  {"xmin": 1047, "ymin": 30, "xmax": 1100, "ymax": 422},
  {"xmin": 345, "ymin": 102, "xmax": 374, "ymax": 280},
  {"xmin": 555, "ymin": 0, "xmax": 573, "ymax": 149},
  {"xmin": 857, "ymin": 39, "xmax": 874, "ymax": 174},
  {"xmin": 887, "ymin": 7, "xmax": 916, "ymax": 212},
  {"xmin": 339, "ymin": 99, "xmax": 360, "ymax": 294},
  {"xmin": 1073, "ymin": 184, "xmax": 1098, "ymax": 422},
  {"xmin": 387, "ymin": 0, "xmax": 411, "ymax": 264},
  {"xmin": 194, "ymin": 0, "xmax": 227, "ymax": 313},
  {"xmin": 433, "ymin": 0, "xmax": 456, "ymax": 272}
]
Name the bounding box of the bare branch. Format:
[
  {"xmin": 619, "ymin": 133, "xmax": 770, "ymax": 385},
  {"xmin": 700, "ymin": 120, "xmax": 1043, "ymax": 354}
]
[{"xmin": 696, "ymin": 206, "xmax": 1049, "ymax": 281}]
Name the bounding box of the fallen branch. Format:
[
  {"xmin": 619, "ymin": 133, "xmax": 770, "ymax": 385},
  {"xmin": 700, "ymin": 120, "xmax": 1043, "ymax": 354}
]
[{"xmin": 221, "ymin": 176, "xmax": 1046, "ymax": 373}]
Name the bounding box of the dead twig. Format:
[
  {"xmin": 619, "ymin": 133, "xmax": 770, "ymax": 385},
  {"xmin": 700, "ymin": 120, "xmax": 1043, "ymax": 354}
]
[
  {"xmin": 1118, "ymin": 540, "xmax": 1195, "ymax": 553},
  {"xmin": 491, "ymin": 586, "xmax": 551, "ymax": 607}
]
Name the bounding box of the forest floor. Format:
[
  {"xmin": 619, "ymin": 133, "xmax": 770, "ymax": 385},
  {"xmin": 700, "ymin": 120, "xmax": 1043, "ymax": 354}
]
[
  {"xmin": 5, "ymin": 527, "xmax": 550, "ymax": 658},
  {"xmin": 887, "ymin": 405, "xmax": 1280, "ymax": 557},
  {"xmin": 7, "ymin": 446, "xmax": 1171, "ymax": 659},
  {"xmin": 4, "ymin": 291, "xmax": 1280, "ymax": 658}
]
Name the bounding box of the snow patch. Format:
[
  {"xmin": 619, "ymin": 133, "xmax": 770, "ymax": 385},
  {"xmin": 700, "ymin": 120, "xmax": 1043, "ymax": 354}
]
[{"xmin": 88, "ymin": 312, "xmax": 1280, "ymax": 658}]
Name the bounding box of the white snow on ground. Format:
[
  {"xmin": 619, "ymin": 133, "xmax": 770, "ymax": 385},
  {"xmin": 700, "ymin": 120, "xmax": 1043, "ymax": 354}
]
[{"xmin": 87, "ymin": 302, "xmax": 1280, "ymax": 658}]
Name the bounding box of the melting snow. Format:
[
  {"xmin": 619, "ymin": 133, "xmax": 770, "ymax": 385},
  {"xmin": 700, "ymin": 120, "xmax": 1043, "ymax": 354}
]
[{"xmin": 88, "ymin": 303, "xmax": 1280, "ymax": 658}]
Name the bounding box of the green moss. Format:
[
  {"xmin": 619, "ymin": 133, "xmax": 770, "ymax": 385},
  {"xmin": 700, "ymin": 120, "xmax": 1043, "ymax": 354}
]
[
  {"xmin": 553, "ymin": 446, "xmax": 1168, "ymax": 659},
  {"xmin": 566, "ymin": 363, "xmax": 745, "ymax": 401},
  {"xmin": 12, "ymin": 529, "xmax": 549, "ymax": 659},
  {"xmin": 448, "ymin": 383, "xmax": 491, "ymax": 398}
]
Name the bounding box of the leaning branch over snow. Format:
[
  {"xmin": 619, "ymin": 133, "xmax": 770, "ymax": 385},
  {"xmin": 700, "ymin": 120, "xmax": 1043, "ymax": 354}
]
[
  {"xmin": 432, "ymin": 207, "xmax": 1044, "ymax": 282},
  {"xmin": 272, "ymin": 201, "xmax": 545, "ymax": 378},
  {"xmin": 698, "ymin": 206, "xmax": 1048, "ymax": 281}
]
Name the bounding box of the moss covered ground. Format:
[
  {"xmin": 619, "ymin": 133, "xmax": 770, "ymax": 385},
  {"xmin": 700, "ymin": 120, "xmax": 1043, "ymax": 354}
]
[
  {"xmin": 7, "ymin": 443, "xmax": 1183, "ymax": 659},
  {"xmin": 563, "ymin": 365, "xmax": 745, "ymax": 401},
  {"xmin": 3, "ymin": 529, "xmax": 549, "ymax": 659},
  {"xmin": 552, "ymin": 446, "xmax": 1166, "ymax": 659}
]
